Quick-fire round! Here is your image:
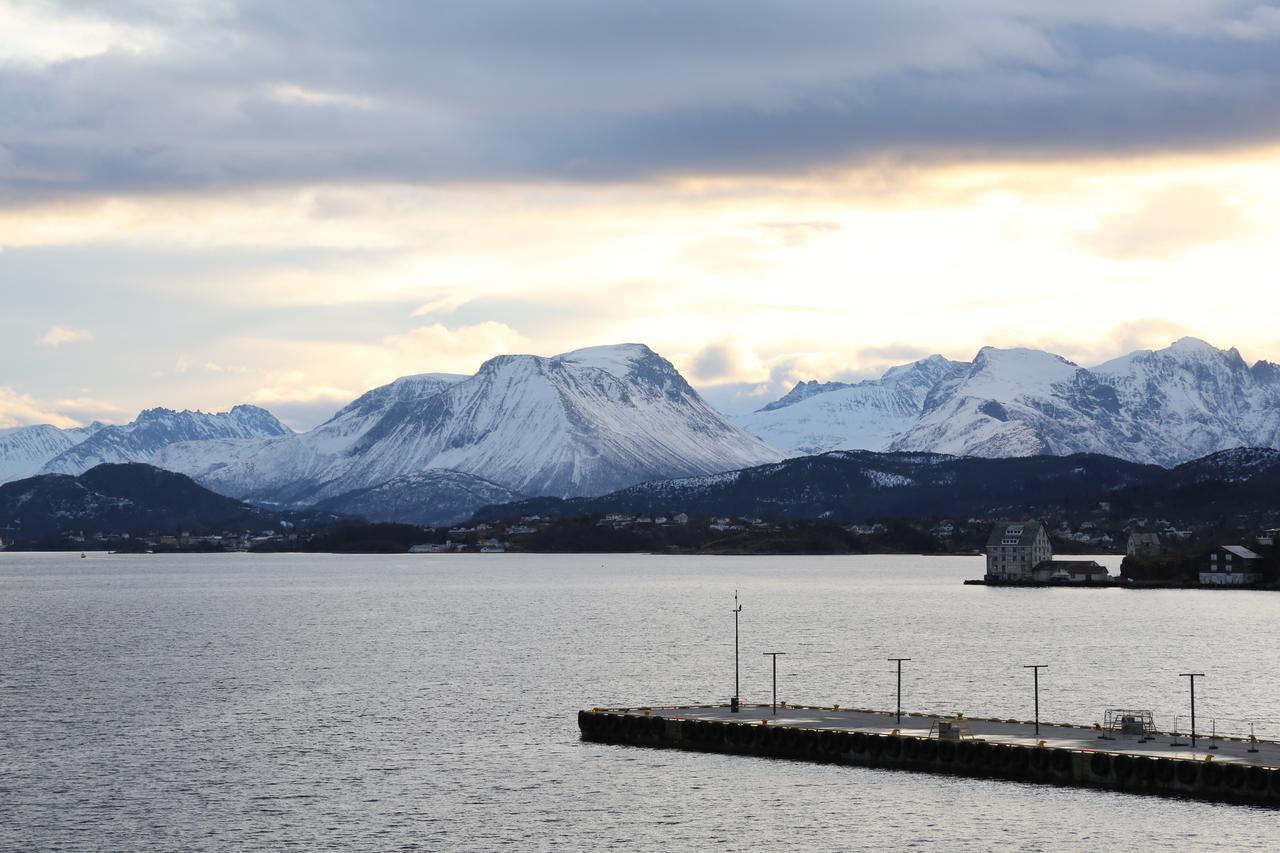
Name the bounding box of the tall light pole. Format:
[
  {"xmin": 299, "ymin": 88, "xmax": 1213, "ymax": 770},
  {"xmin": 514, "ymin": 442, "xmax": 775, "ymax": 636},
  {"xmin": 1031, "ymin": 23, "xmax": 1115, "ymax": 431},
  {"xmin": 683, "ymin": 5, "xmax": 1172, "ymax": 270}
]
[
  {"xmin": 1024, "ymin": 664, "xmax": 1047, "ymax": 736},
  {"xmin": 1180, "ymin": 673, "xmax": 1205, "ymax": 747},
  {"xmin": 731, "ymin": 591, "xmax": 743, "ymax": 713},
  {"xmin": 888, "ymin": 658, "xmax": 911, "ymax": 725},
  {"xmin": 763, "ymin": 652, "xmax": 787, "ymax": 714}
]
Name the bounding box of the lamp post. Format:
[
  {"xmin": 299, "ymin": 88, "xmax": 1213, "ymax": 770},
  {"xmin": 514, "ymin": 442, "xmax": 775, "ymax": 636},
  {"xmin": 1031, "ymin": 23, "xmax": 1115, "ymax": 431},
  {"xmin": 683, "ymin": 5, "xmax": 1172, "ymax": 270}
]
[
  {"xmin": 888, "ymin": 658, "xmax": 911, "ymax": 725},
  {"xmin": 1024, "ymin": 664, "xmax": 1047, "ymax": 737},
  {"xmin": 731, "ymin": 591, "xmax": 743, "ymax": 712},
  {"xmin": 1179, "ymin": 673, "xmax": 1205, "ymax": 747},
  {"xmin": 763, "ymin": 652, "xmax": 786, "ymax": 714}
]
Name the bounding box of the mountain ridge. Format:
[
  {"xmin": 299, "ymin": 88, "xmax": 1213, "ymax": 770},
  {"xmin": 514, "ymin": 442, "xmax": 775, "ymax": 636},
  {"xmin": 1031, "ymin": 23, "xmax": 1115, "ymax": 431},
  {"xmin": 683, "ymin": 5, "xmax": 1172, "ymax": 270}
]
[
  {"xmin": 38, "ymin": 405, "xmax": 293, "ymax": 478},
  {"xmin": 158, "ymin": 343, "xmax": 782, "ymax": 505},
  {"xmin": 742, "ymin": 338, "xmax": 1280, "ymax": 466}
]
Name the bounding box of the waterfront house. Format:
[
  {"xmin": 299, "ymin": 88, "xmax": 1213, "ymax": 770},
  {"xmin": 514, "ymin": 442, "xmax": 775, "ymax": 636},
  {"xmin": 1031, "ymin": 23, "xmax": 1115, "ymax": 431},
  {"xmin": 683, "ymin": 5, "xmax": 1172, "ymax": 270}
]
[
  {"xmin": 1200, "ymin": 545, "xmax": 1263, "ymax": 586},
  {"xmin": 1126, "ymin": 533, "xmax": 1163, "ymax": 558},
  {"xmin": 1032, "ymin": 560, "xmax": 1111, "ymax": 583},
  {"xmin": 984, "ymin": 521, "xmax": 1051, "ymax": 581}
]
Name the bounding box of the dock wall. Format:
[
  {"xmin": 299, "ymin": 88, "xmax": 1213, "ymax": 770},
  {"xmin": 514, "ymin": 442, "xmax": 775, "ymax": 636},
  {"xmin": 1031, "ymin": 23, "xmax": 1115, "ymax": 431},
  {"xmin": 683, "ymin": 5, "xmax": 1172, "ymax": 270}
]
[{"xmin": 578, "ymin": 709, "xmax": 1280, "ymax": 808}]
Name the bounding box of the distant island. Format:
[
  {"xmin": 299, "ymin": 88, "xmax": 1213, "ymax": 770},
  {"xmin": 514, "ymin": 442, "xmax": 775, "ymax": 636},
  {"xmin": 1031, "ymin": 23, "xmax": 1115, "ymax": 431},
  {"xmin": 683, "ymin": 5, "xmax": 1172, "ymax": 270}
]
[{"xmin": 3, "ymin": 457, "xmax": 1278, "ymax": 590}]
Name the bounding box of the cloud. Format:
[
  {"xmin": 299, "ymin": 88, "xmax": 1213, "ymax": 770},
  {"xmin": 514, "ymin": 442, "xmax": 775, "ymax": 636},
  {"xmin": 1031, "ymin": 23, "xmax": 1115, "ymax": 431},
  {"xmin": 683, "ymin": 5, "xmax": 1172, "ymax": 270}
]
[
  {"xmin": 411, "ymin": 293, "xmax": 475, "ymax": 317},
  {"xmin": 0, "ymin": 386, "xmax": 120, "ymax": 428},
  {"xmin": 688, "ymin": 339, "xmax": 768, "ymax": 383},
  {"xmin": 248, "ymin": 381, "xmax": 356, "ymax": 405},
  {"xmin": 36, "ymin": 325, "xmax": 93, "ymax": 346},
  {"xmin": 857, "ymin": 344, "xmax": 933, "ymax": 363},
  {"xmin": 384, "ymin": 321, "xmax": 532, "ymax": 371},
  {"xmin": 4, "ymin": 2, "xmax": 1280, "ymax": 204},
  {"xmin": 1076, "ymin": 185, "xmax": 1261, "ymax": 259},
  {"xmin": 686, "ymin": 344, "xmax": 899, "ymax": 414},
  {"xmin": 0, "ymin": 387, "xmax": 78, "ymax": 428},
  {"xmin": 757, "ymin": 220, "xmax": 843, "ymax": 247},
  {"xmin": 1107, "ymin": 318, "xmax": 1194, "ymax": 356}
]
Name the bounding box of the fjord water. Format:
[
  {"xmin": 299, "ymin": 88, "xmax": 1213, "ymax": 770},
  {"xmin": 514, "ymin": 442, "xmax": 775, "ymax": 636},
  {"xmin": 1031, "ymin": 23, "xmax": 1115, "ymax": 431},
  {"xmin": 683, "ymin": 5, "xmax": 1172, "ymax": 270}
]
[{"xmin": 2, "ymin": 553, "xmax": 1277, "ymax": 851}]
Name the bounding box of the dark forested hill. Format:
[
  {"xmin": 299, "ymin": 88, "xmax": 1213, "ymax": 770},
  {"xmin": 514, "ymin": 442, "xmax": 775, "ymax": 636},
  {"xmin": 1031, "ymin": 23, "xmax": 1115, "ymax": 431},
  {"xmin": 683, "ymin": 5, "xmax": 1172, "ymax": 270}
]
[
  {"xmin": 473, "ymin": 448, "xmax": 1280, "ymax": 527},
  {"xmin": 0, "ymin": 463, "xmax": 283, "ymax": 537}
]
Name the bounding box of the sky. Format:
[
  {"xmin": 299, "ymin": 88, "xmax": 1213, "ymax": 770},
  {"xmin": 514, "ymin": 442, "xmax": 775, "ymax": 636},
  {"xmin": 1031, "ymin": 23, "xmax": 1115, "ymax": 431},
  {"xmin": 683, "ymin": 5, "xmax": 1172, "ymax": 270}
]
[{"xmin": 3, "ymin": 1, "xmax": 1280, "ymax": 430}]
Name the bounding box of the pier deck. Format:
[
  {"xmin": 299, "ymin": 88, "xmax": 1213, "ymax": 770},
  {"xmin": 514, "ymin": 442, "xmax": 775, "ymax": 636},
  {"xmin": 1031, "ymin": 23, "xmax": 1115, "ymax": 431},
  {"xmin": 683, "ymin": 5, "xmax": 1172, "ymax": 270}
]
[
  {"xmin": 647, "ymin": 705, "xmax": 1280, "ymax": 768},
  {"xmin": 579, "ymin": 703, "xmax": 1280, "ymax": 807}
]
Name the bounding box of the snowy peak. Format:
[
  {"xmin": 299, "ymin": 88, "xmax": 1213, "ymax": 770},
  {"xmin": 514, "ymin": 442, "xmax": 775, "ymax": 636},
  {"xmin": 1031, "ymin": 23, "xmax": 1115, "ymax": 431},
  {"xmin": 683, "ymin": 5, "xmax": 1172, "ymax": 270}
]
[
  {"xmin": 740, "ymin": 338, "xmax": 1280, "ymax": 466},
  {"xmin": 758, "ymin": 354, "xmax": 960, "ymax": 416},
  {"xmin": 758, "ymin": 379, "xmax": 855, "ymax": 413},
  {"xmin": 736, "ymin": 355, "xmax": 966, "ymax": 456},
  {"xmin": 892, "ymin": 348, "xmax": 1116, "ymax": 458},
  {"xmin": 964, "ymin": 346, "xmax": 1082, "ymax": 393},
  {"xmin": 551, "ymin": 343, "xmax": 658, "ymax": 376},
  {"xmin": 127, "ymin": 404, "xmax": 291, "ymax": 437},
  {"xmin": 326, "ymin": 372, "xmax": 465, "ymax": 425},
  {"xmin": 1253, "ymin": 360, "xmax": 1280, "ymax": 386},
  {"xmin": 0, "ymin": 424, "xmax": 87, "ymax": 484},
  {"xmin": 40, "ymin": 405, "xmax": 293, "ymax": 476},
  {"xmin": 164, "ymin": 342, "xmax": 782, "ymax": 503},
  {"xmin": 880, "ymin": 354, "xmax": 959, "ymax": 385},
  {"xmin": 1169, "ymin": 335, "xmax": 1228, "ymax": 357}
]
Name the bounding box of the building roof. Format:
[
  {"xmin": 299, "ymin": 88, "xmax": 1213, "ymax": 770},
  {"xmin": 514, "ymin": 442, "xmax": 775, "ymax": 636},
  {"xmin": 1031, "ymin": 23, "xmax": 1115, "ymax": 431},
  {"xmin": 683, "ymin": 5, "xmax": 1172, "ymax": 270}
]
[
  {"xmin": 986, "ymin": 520, "xmax": 1045, "ymax": 548},
  {"xmin": 1038, "ymin": 559, "xmax": 1109, "ymax": 574},
  {"xmin": 1220, "ymin": 545, "xmax": 1262, "ymax": 560}
]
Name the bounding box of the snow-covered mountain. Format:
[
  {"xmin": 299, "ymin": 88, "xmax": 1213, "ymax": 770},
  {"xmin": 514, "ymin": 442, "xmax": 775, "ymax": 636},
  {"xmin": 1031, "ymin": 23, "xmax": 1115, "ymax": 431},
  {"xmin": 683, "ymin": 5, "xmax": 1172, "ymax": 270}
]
[
  {"xmin": 745, "ymin": 338, "xmax": 1280, "ymax": 467},
  {"xmin": 163, "ymin": 344, "xmax": 782, "ymax": 503},
  {"xmin": 39, "ymin": 406, "xmax": 293, "ymax": 476},
  {"xmin": 1090, "ymin": 337, "xmax": 1280, "ymax": 462},
  {"xmin": 153, "ymin": 372, "xmax": 469, "ymax": 503},
  {"xmin": 735, "ymin": 355, "xmax": 965, "ymax": 454},
  {"xmin": 0, "ymin": 422, "xmax": 104, "ymax": 484},
  {"xmin": 886, "ymin": 346, "xmax": 1121, "ymax": 458}
]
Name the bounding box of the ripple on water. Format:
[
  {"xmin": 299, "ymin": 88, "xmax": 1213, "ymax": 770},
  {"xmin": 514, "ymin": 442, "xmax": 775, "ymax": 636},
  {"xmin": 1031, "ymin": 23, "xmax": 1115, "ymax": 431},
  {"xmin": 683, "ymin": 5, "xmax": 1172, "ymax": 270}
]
[{"xmin": 1, "ymin": 551, "xmax": 1277, "ymax": 851}]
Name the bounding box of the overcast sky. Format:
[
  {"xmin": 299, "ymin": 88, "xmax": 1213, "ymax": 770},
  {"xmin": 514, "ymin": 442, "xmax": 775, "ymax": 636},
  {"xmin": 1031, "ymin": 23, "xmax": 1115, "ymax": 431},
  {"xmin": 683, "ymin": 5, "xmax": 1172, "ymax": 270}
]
[{"xmin": 4, "ymin": 0, "xmax": 1280, "ymax": 428}]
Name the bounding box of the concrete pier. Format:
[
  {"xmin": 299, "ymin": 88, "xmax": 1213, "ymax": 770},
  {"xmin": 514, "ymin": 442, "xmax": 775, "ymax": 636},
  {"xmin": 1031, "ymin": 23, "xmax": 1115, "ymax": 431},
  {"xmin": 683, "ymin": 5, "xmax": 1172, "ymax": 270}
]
[{"xmin": 578, "ymin": 704, "xmax": 1280, "ymax": 808}]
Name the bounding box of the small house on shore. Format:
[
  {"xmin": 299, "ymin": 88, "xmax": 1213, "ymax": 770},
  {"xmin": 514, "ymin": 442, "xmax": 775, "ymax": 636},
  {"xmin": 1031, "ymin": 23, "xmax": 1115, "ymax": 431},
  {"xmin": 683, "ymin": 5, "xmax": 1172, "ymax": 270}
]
[
  {"xmin": 1126, "ymin": 533, "xmax": 1163, "ymax": 558},
  {"xmin": 1032, "ymin": 559, "xmax": 1110, "ymax": 583},
  {"xmin": 1200, "ymin": 545, "xmax": 1263, "ymax": 586}
]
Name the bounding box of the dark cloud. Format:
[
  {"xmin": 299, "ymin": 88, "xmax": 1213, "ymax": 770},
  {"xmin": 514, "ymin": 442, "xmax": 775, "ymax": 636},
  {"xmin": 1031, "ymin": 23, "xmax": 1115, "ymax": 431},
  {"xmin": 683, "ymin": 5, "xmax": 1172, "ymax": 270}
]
[
  {"xmin": 4, "ymin": 1, "xmax": 1280, "ymax": 202},
  {"xmin": 690, "ymin": 341, "xmax": 745, "ymax": 381}
]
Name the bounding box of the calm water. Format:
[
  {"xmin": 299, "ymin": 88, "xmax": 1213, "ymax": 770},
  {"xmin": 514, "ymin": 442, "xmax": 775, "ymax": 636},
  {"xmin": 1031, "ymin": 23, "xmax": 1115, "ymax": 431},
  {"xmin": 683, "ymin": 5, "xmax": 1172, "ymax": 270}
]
[{"xmin": 2, "ymin": 552, "xmax": 1278, "ymax": 851}]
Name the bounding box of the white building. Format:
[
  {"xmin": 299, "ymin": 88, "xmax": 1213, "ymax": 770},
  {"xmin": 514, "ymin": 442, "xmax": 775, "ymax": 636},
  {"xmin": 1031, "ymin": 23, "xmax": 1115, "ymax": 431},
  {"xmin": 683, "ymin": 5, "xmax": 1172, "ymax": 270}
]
[{"xmin": 984, "ymin": 521, "xmax": 1051, "ymax": 581}]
